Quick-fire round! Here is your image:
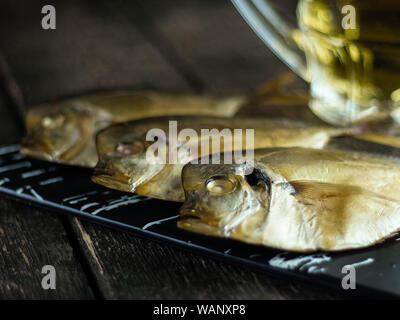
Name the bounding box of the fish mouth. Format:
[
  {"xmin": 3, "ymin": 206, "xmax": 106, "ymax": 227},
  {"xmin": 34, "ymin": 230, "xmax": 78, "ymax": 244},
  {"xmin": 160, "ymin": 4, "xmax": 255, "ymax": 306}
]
[
  {"xmin": 180, "ymin": 207, "xmax": 202, "ymax": 220},
  {"xmin": 92, "ymin": 167, "xmax": 132, "ymax": 192},
  {"xmin": 20, "ymin": 136, "xmax": 53, "ymax": 162},
  {"xmin": 178, "ymin": 215, "xmax": 223, "ymax": 237},
  {"xmin": 179, "ymin": 207, "xmax": 224, "ymax": 237}
]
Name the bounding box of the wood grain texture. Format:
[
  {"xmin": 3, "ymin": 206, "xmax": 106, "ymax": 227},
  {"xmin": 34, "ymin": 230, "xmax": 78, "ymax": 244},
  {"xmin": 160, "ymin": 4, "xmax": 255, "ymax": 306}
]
[
  {"xmin": 0, "ymin": 199, "xmax": 94, "ymax": 299},
  {"xmin": 0, "ymin": 91, "xmax": 94, "ymax": 299},
  {"xmin": 0, "ymin": 0, "xmax": 348, "ymax": 299},
  {"xmin": 0, "ymin": 0, "xmax": 189, "ymax": 106},
  {"xmin": 135, "ymin": 0, "xmax": 297, "ymax": 95},
  {"xmin": 70, "ymin": 218, "xmax": 343, "ymax": 299}
]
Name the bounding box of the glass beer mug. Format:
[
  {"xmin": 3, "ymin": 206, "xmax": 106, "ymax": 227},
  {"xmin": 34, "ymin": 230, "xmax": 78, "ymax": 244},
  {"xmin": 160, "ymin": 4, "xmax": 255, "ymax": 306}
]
[{"xmin": 232, "ymin": 0, "xmax": 400, "ymax": 126}]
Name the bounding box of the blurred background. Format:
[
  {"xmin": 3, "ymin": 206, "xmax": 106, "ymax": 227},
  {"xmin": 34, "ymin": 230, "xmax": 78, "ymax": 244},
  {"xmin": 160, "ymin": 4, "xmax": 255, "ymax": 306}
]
[{"xmin": 0, "ymin": 0, "xmax": 291, "ymax": 103}]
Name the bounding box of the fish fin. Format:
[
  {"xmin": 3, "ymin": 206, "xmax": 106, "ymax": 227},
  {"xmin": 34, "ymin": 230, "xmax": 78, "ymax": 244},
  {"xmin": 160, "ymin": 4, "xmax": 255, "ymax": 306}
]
[
  {"xmin": 290, "ymin": 180, "xmax": 399, "ymax": 205},
  {"xmin": 289, "ymin": 180, "xmax": 400, "ymax": 250}
]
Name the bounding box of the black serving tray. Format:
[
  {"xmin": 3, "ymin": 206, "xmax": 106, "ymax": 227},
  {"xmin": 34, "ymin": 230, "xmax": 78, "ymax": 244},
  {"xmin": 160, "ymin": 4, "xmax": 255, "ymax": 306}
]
[{"xmin": 0, "ymin": 144, "xmax": 399, "ymax": 298}]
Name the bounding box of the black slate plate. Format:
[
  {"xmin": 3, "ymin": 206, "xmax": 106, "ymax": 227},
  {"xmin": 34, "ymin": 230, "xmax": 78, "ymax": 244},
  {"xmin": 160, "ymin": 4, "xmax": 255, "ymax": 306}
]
[{"xmin": 0, "ymin": 144, "xmax": 399, "ymax": 298}]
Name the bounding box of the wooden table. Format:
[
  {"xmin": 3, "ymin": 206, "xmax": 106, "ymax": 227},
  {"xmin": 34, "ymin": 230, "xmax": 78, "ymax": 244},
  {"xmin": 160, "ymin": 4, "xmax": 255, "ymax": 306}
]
[{"xmin": 0, "ymin": 0, "xmax": 346, "ymax": 299}]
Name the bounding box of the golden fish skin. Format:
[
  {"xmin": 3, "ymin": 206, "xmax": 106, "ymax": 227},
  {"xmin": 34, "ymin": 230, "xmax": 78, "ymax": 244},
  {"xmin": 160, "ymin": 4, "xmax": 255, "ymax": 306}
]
[
  {"xmin": 21, "ymin": 90, "xmax": 244, "ymax": 167},
  {"xmin": 92, "ymin": 116, "xmax": 349, "ymax": 202},
  {"xmin": 179, "ymin": 147, "xmax": 400, "ymax": 252}
]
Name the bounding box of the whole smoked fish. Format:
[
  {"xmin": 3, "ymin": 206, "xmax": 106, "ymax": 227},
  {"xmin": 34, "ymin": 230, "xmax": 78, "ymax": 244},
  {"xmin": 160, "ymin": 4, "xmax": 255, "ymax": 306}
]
[{"xmin": 179, "ymin": 148, "xmax": 400, "ymax": 251}]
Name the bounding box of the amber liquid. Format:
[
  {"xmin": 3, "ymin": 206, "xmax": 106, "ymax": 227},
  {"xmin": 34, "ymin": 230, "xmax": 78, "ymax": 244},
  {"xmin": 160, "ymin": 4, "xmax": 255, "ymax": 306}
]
[{"xmin": 297, "ymin": 0, "xmax": 400, "ymax": 125}]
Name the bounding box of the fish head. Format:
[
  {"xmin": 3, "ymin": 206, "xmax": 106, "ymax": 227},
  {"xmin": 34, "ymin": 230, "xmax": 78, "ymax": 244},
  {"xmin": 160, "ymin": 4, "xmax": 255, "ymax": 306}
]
[
  {"xmin": 179, "ymin": 161, "xmax": 270, "ymax": 236},
  {"xmin": 92, "ymin": 122, "xmax": 164, "ymax": 193},
  {"xmin": 21, "ymin": 103, "xmax": 93, "ymax": 163}
]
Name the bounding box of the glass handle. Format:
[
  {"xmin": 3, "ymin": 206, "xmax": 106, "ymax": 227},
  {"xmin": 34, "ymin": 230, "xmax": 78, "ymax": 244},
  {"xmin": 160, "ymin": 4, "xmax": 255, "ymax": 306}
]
[{"xmin": 232, "ymin": 0, "xmax": 308, "ymax": 81}]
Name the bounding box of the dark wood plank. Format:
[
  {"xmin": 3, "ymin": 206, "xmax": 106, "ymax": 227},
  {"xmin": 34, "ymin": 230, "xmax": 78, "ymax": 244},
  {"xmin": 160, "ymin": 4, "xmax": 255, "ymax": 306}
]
[
  {"xmin": 135, "ymin": 0, "xmax": 303, "ymax": 95},
  {"xmin": 0, "ymin": 0, "xmax": 189, "ymax": 105},
  {"xmin": 0, "ymin": 199, "xmax": 95, "ymax": 299},
  {"xmin": 70, "ymin": 218, "xmax": 343, "ymax": 299}
]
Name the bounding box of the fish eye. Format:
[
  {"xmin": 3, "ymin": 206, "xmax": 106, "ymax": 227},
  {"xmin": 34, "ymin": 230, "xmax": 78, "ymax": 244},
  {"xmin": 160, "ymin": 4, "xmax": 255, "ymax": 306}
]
[
  {"xmin": 115, "ymin": 141, "xmax": 144, "ymax": 155},
  {"xmin": 42, "ymin": 115, "xmax": 65, "ymax": 128},
  {"xmin": 205, "ymin": 175, "xmax": 236, "ymax": 194}
]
